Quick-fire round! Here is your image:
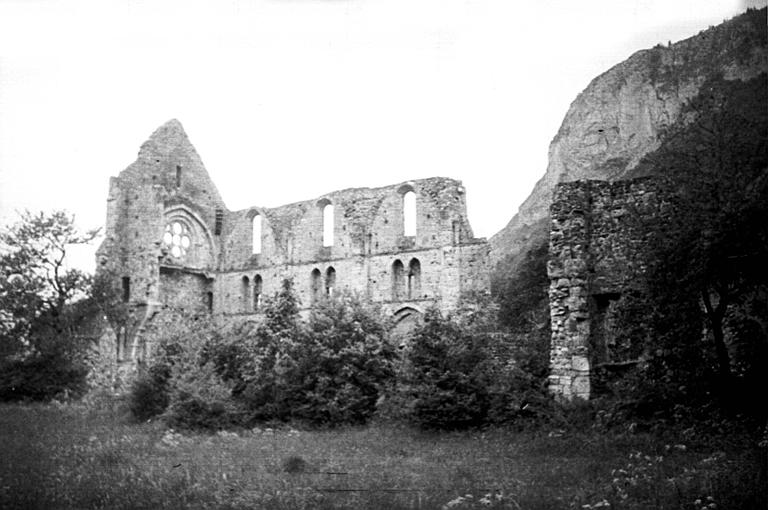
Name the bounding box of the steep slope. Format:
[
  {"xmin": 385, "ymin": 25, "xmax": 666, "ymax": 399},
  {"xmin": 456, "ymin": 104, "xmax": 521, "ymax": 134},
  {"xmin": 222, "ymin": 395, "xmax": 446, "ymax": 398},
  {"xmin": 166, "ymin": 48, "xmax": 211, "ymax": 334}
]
[{"xmin": 490, "ymin": 8, "xmax": 767, "ymax": 265}]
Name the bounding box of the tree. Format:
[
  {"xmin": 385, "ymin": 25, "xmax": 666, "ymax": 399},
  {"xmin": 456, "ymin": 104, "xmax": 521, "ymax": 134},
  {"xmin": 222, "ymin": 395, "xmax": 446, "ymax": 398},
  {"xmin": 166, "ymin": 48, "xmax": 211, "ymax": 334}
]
[
  {"xmin": 0, "ymin": 210, "xmax": 99, "ymax": 399},
  {"xmin": 91, "ymin": 267, "xmax": 131, "ymax": 362},
  {"xmin": 491, "ymin": 237, "xmax": 550, "ymax": 334},
  {"xmin": 289, "ymin": 291, "xmax": 396, "ymax": 424},
  {"xmin": 627, "ymin": 73, "xmax": 768, "ymax": 410}
]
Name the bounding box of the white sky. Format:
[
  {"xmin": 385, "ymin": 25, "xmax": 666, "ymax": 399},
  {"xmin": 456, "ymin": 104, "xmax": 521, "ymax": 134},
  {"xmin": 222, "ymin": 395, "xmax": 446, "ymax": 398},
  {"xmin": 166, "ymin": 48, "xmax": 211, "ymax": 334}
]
[{"xmin": 0, "ymin": 0, "xmax": 762, "ymax": 272}]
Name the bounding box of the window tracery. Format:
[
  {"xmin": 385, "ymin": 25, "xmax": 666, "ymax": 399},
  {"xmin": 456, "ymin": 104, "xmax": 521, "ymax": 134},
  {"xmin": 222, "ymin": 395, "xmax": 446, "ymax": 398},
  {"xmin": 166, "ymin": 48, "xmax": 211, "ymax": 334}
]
[{"xmin": 163, "ymin": 221, "xmax": 192, "ymax": 259}]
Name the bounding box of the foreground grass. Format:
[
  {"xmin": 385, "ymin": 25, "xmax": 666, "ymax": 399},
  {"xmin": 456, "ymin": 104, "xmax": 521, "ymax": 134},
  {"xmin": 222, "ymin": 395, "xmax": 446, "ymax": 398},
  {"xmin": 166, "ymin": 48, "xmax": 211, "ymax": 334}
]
[{"xmin": 0, "ymin": 403, "xmax": 764, "ymax": 510}]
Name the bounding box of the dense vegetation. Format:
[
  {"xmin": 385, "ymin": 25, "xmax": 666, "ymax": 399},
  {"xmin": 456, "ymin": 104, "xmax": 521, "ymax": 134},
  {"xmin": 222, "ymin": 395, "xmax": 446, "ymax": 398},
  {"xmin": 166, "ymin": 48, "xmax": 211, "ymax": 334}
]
[
  {"xmin": 614, "ymin": 73, "xmax": 768, "ymax": 421},
  {"xmin": 130, "ymin": 280, "xmax": 397, "ymax": 429},
  {"xmin": 0, "ymin": 211, "xmax": 99, "ymax": 401}
]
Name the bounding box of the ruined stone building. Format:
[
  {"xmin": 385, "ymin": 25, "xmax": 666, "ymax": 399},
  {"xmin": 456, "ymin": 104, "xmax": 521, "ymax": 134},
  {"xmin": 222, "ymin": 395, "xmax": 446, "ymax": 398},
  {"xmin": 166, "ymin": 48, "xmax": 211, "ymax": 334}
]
[
  {"xmin": 547, "ymin": 178, "xmax": 670, "ymax": 400},
  {"xmin": 96, "ymin": 120, "xmax": 490, "ymax": 360}
]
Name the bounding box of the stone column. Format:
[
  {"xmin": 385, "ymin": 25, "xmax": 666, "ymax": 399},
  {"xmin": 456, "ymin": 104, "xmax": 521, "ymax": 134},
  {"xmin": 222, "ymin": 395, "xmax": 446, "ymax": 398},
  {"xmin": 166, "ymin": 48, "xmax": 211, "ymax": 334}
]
[{"xmin": 548, "ymin": 182, "xmax": 593, "ymax": 400}]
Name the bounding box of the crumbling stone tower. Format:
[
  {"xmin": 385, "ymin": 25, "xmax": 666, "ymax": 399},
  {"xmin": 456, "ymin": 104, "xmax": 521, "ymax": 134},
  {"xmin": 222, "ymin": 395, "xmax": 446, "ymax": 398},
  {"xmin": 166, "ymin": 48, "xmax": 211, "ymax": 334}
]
[
  {"xmin": 547, "ymin": 178, "xmax": 669, "ymax": 400},
  {"xmin": 96, "ymin": 120, "xmax": 490, "ymax": 361}
]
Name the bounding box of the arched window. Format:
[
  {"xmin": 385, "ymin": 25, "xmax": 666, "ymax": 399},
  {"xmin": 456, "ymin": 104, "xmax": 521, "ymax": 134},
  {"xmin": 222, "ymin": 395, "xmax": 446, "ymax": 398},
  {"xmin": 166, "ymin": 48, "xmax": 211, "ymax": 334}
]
[
  {"xmin": 122, "ymin": 276, "xmax": 130, "ymax": 303},
  {"xmin": 322, "ymin": 203, "xmax": 334, "ymax": 247},
  {"xmin": 253, "ymin": 275, "xmax": 263, "ymax": 311},
  {"xmin": 252, "ymin": 214, "xmax": 262, "ymax": 255},
  {"xmin": 311, "ymin": 268, "xmax": 322, "ymax": 303},
  {"xmin": 241, "ymin": 276, "xmax": 250, "ymax": 313},
  {"xmin": 163, "ymin": 221, "xmax": 192, "ymax": 259},
  {"xmin": 403, "ymin": 190, "xmax": 416, "ymax": 237},
  {"xmin": 392, "ymin": 259, "xmax": 405, "ymax": 300},
  {"xmin": 408, "ymin": 258, "xmax": 421, "ymax": 299},
  {"xmin": 214, "ymin": 209, "xmax": 223, "ymax": 235},
  {"xmin": 325, "ymin": 267, "xmax": 336, "ymax": 297}
]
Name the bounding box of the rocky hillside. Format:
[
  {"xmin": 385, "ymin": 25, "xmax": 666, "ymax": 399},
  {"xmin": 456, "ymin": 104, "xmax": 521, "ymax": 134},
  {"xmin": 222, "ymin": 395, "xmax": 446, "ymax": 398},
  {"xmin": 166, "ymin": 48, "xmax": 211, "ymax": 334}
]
[{"xmin": 490, "ymin": 8, "xmax": 767, "ymax": 265}]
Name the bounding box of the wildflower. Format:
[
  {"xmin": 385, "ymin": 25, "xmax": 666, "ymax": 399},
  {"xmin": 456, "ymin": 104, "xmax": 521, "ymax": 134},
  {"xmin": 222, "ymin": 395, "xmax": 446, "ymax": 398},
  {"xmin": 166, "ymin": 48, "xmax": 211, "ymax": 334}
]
[
  {"xmin": 582, "ymin": 500, "xmax": 611, "ymax": 509},
  {"xmin": 442, "ymin": 496, "xmax": 465, "ymax": 509}
]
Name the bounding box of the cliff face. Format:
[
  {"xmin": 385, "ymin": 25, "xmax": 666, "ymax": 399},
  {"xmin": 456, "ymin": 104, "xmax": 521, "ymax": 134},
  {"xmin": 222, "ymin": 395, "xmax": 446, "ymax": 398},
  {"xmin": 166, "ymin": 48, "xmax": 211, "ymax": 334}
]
[{"xmin": 490, "ymin": 8, "xmax": 767, "ymax": 264}]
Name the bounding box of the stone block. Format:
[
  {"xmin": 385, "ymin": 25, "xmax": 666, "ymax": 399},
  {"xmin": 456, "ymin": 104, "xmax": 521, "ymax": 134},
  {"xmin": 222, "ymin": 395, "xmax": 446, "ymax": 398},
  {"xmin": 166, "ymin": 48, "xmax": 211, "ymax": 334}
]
[
  {"xmin": 563, "ymin": 258, "xmax": 587, "ymax": 276},
  {"xmin": 547, "ymin": 260, "xmax": 564, "ymax": 278},
  {"xmin": 571, "ymin": 355, "xmax": 590, "ymax": 372}
]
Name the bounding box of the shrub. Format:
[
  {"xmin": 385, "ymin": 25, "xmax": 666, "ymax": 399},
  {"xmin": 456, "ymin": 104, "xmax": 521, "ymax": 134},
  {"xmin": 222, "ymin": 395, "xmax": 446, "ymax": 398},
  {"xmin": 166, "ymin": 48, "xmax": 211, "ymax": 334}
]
[
  {"xmin": 132, "ymin": 279, "xmax": 397, "ymax": 429},
  {"xmin": 126, "ymin": 312, "xmax": 242, "ymax": 429},
  {"xmin": 283, "ymin": 292, "xmax": 396, "ymax": 424},
  {"xmin": 394, "ymin": 295, "xmax": 501, "ymax": 429},
  {"xmin": 234, "ymin": 279, "xmax": 305, "ymax": 422},
  {"xmin": 236, "ymin": 282, "xmax": 396, "ymax": 425},
  {"xmin": 0, "ymin": 351, "xmax": 88, "ymax": 401},
  {"xmin": 488, "ymin": 237, "xmax": 554, "ymax": 426},
  {"xmin": 392, "ymin": 292, "xmax": 556, "ymax": 430},
  {"xmin": 128, "ymin": 363, "xmax": 170, "ymax": 421}
]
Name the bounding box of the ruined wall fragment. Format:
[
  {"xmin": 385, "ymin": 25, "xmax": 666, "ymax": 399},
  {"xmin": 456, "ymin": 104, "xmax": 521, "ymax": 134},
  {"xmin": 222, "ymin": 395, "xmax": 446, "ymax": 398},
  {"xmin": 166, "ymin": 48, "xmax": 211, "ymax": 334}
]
[
  {"xmin": 96, "ymin": 120, "xmax": 490, "ymax": 360},
  {"xmin": 548, "ymin": 178, "xmax": 670, "ymax": 400}
]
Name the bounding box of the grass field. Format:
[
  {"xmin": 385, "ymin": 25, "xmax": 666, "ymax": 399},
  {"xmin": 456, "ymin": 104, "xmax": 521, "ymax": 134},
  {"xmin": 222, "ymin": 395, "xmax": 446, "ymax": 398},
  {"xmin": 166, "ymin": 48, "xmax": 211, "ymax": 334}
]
[{"xmin": 0, "ymin": 402, "xmax": 764, "ymax": 510}]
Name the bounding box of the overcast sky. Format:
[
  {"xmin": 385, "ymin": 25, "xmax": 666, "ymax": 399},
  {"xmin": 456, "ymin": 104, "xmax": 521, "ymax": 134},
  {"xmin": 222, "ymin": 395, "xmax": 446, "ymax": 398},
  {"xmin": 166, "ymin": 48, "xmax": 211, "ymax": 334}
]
[{"xmin": 0, "ymin": 0, "xmax": 762, "ymax": 272}]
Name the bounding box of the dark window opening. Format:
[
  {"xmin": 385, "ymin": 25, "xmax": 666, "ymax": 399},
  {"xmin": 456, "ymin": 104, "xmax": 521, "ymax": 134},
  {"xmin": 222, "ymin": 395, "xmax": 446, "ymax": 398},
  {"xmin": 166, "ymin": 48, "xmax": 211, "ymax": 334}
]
[
  {"xmin": 325, "ymin": 267, "xmax": 336, "ymax": 297},
  {"xmin": 590, "ymin": 292, "xmax": 623, "ymax": 372},
  {"xmin": 407, "ymin": 258, "xmax": 421, "ymax": 299},
  {"xmin": 207, "ymin": 292, "xmax": 213, "ymax": 313},
  {"xmin": 176, "ymin": 165, "xmax": 182, "ymax": 188},
  {"xmin": 253, "ymin": 275, "xmax": 262, "ymax": 311},
  {"xmin": 392, "ymin": 260, "xmax": 405, "ymax": 300},
  {"xmin": 241, "ymin": 276, "xmax": 250, "ymax": 313},
  {"xmin": 311, "ymin": 268, "xmax": 322, "ymax": 304},
  {"xmin": 452, "ymin": 221, "xmax": 460, "ymax": 245},
  {"xmin": 117, "ymin": 327, "xmax": 130, "ymax": 361},
  {"xmin": 122, "ymin": 276, "xmax": 130, "ymax": 303},
  {"xmin": 215, "ymin": 209, "xmax": 223, "ymax": 235}
]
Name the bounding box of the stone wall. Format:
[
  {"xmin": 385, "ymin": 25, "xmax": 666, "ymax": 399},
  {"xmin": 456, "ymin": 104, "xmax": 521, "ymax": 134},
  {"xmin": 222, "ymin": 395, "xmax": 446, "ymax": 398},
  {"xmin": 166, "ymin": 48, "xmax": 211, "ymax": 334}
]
[
  {"xmin": 96, "ymin": 120, "xmax": 490, "ymax": 360},
  {"xmin": 547, "ymin": 178, "xmax": 670, "ymax": 400}
]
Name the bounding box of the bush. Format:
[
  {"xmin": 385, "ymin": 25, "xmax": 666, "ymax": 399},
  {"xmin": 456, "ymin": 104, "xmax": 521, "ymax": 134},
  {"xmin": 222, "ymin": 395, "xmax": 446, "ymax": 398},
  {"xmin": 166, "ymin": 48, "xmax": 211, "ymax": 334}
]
[
  {"xmin": 233, "ymin": 279, "xmax": 304, "ymax": 422},
  {"xmin": 127, "ymin": 312, "xmax": 242, "ymax": 429},
  {"xmin": 390, "ymin": 292, "xmax": 557, "ymax": 430},
  {"xmin": 130, "ymin": 280, "xmax": 397, "ymax": 429},
  {"xmin": 0, "ymin": 352, "xmax": 88, "ymax": 401},
  {"xmin": 401, "ymin": 308, "xmax": 492, "ymax": 429},
  {"xmin": 284, "ymin": 292, "xmax": 396, "ymax": 424},
  {"xmin": 128, "ymin": 364, "xmax": 170, "ymax": 421},
  {"xmin": 236, "ymin": 282, "xmax": 396, "ymax": 425},
  {"xmin": 164, "ymin": 360, "xmax": 242, "ymax": 430}
]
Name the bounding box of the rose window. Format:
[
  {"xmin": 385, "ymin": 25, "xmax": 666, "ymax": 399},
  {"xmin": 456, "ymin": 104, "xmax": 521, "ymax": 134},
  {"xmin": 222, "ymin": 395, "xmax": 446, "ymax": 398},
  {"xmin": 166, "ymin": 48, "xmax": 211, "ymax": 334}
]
[{"xmin": 163, "ymin": 221, "xmax": 191, "ymax": 259}]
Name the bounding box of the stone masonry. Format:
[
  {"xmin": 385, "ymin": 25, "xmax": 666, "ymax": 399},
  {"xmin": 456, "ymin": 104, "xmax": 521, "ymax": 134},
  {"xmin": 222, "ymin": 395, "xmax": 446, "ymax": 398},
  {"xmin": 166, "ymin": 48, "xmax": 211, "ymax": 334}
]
[
  {"xmin": 96, "ymin": 120, "xmax": 490, "ymax": 361},
  {"xmin": 547, "ymin": 178, "xmax": 671, "ymax": 400}
]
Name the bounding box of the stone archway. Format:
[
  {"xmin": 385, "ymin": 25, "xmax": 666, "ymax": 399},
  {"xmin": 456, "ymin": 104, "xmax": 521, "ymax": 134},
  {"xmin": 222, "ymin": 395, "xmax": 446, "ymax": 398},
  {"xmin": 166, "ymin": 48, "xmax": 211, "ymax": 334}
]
[{"xmin": 391, "ymin": 306, "xmax": 423, "ymax": 342}]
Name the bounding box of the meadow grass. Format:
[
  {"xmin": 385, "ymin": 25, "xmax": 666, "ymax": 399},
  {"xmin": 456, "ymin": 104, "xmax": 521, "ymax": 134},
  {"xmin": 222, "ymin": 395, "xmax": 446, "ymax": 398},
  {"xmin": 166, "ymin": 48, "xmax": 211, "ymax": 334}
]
[{"xmin": 0, "ymin": 402, "xmax": 763, "ymax": 509}]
